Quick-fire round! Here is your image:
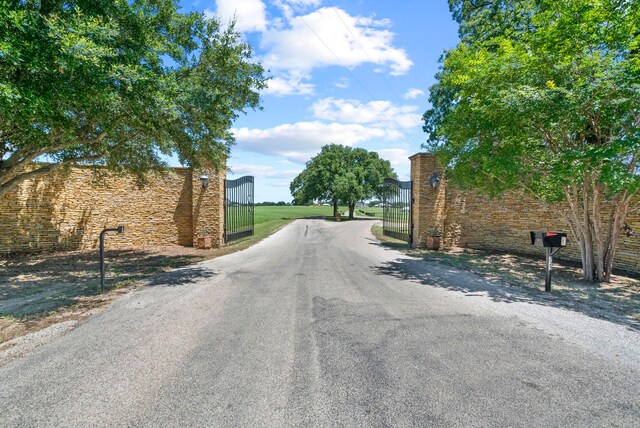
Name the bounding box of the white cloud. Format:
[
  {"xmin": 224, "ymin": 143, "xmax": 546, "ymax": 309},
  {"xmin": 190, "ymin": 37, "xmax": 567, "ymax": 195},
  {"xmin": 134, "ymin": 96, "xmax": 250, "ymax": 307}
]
[
  {"xmin": 404, "ymin": 88, "xmax": 425, "ymax": 100},
  {"xmin": 334, "ymin": 77, "xmax": 350, "ymax": 89},
  {"xmin": 281, "ymin": 0, "xmax": 322, "ymax": 7},
  {"xmin": 277, "ymin": 159, "xmax": 296, "ymax": 165},
  {"xmin": 211, "ymin": 0, "xmax": 267, "ymax": 32},
  {"xmin": 377, "ymin": 148, "xmax": 411, "ymax": 167},
  {"xmin": 233, "ymin": 121, "xmax": 402, "ymax": 163},
  {"xmin": 274, "ymin": 0, "xmax": 322, "ymax": 18},
  {"xmin": 311, "ymin": 98, "xmax": 422, "ymax": 129},
  {"xmin": 207, "ymin": 4, "xmax": 412, "ymax": 97},
  {"xmin": 261, "ymin": 7, "xmax": 412, "ymax": 76},
  {"xmin": 263, "ymin": 73, "xmax": 315, "ymax": 96},
  {"xmin": 228, "ymin": 163, "xmax": 300, "ymax": 179}
]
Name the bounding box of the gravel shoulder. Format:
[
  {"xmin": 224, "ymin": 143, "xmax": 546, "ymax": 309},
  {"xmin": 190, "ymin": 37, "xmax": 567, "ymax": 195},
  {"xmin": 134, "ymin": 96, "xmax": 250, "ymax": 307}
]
[{"xmin": 372, "ymin": 225, "xmax": 640, "ymax": 332}]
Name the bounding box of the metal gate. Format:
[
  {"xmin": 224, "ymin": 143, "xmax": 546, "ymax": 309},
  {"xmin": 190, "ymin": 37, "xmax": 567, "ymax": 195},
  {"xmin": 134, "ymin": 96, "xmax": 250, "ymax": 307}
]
[
  {"xmin": 224, "ymin": 176, "xmax": 254, "ymax": 243},
  {"xmin": 382, "ymin": 178, "xmax": 412, "ymax": 245}
]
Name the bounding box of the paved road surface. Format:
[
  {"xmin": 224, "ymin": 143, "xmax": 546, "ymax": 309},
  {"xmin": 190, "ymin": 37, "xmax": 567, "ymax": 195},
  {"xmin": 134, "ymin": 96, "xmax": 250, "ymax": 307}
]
[{"xmin": 1, "ymin": 219, "xmax": 639, "ymax": 427}]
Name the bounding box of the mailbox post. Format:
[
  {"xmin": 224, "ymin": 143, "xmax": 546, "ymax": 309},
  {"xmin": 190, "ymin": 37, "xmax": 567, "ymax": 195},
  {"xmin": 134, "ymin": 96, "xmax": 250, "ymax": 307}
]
[
  {"xmin": 100, "ymin": 226, "xmax": 125, "ymax": 292},
  {"xmin": 530, "ymin": 231, "xmax": 567, "ymax": 292}
]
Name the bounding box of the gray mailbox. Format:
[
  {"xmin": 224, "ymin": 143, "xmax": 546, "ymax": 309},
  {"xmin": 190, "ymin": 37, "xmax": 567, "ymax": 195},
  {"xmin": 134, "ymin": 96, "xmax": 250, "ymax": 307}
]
[{"xmin": 530, "ymin": 231, "xmax": 568, "ymax": 292}]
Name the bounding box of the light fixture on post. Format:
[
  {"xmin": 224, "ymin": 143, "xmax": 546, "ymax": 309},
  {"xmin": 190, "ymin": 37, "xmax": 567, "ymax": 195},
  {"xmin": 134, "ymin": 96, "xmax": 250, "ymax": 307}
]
[
  {"xmin": 99, "ymin": 226, "xmax": 125, "ymax": 292},
  {"xmin": 429, "ymin": 171, "xmax": 440, "ymax": 189},
  {"xmin": 199, "ymin": 173, "xmax": 209, "ymax": 189}
]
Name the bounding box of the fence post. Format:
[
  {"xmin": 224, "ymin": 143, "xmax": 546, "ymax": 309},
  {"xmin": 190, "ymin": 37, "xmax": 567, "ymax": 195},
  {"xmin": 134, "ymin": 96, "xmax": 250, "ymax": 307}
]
[
  {"xmin": 192, "ymin": 168, "xmax": 226, "ymax": 249},
  {"xmin": 409, "ymin": 153, "xmax": 446, "ymax": 248}
]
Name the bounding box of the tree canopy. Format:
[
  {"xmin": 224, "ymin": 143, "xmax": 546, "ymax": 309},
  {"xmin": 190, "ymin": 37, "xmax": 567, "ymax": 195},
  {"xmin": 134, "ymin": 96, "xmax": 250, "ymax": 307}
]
[
  {"xmin": 424, "ymin": 0, "xmax": 640, "ymax": 282},
  {"xmin": 290, "ymin": 144, "xmax": 396, "ymax": 218},
  {"xmin": 0, "ymin": 0, "xmax": 267, "ymax": 196}
]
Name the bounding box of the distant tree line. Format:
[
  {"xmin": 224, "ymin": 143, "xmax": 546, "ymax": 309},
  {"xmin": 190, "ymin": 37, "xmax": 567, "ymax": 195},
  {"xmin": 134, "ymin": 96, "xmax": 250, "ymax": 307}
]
[{"xmin": 255, "ymin": 201, "xmax": 291, "ymax": 206}]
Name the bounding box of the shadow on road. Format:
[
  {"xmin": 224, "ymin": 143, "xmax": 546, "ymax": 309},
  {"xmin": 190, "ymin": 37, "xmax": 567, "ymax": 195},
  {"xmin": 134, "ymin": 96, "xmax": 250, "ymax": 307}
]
[
  {"xmin": 145, "ymin": 266, "xmax": 217, "ymax": 287},
  {"xmin": 365, "ymin": 237, "xmax": 408, "ymax": 252},
  {"xmin": 371, "ymin": 254, "xmax": 640, "ymax": 332}
]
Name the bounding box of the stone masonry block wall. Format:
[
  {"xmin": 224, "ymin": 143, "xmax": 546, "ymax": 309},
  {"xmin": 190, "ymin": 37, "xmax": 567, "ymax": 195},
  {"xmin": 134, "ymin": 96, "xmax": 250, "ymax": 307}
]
[
  {"xmin": 443, "ymin": 189, "xmax": 640, "ymax": 273},
  {"xmin": 410, "ymin": 153, "xmax": 446, "ymax": 248},
  {"xmin": 192, "ymin": 171, "xmax": 225, "ymax": 249},
  {"xmin": 410, "ymin": 153, "xmax": 640, "ymax": 274},
  {"xmin": 0, "ymin": 165, "xmax": 226, "ymax": 253}
]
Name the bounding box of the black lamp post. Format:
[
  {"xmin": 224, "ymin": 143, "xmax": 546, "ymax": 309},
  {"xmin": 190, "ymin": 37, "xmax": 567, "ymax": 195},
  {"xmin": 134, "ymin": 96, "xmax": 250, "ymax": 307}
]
[{"xmin": 100, "ymin": 226, "xmax": 125, "ymax": 292}]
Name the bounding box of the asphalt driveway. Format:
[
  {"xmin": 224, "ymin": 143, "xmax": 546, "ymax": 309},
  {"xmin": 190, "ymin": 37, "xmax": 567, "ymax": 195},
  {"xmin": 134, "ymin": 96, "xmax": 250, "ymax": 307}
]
[{"xmin": 1, "ymin": 219, "xmax": 638, "ymax": 427}]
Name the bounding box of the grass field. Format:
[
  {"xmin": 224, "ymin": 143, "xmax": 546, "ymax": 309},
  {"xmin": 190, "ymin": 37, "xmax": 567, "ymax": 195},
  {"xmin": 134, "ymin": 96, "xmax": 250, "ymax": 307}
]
[{"xmin": 254, "ymin": 205, "xmax": 343, "ymax": 223}]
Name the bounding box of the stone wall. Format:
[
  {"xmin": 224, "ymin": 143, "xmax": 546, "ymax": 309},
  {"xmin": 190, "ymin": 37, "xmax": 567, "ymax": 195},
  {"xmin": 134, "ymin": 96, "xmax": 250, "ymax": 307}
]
[
  {"xmin": 410, "ymin": 153, "xmax": 640, "ymax": 274},
  {"xmin": 192, "ymin": 171, "xmax": 225, "ymax": 249},
  {"xmin": 410, "ymin": 153, "xmax": 446, "ymax": 247},
  {"xmin": 0, "ymin": 166, "xmax": 226, "ymax": 253}
]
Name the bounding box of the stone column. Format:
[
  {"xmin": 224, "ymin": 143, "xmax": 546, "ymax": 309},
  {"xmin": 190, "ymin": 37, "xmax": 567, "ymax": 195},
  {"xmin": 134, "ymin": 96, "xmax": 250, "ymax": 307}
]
[
  {"xmin": 192, "ymin": 169, "xmax": 226, "ymax": 249},
  {"xmin": 410, "ymin": 153, "xmax": 446, "ymax": 248}
]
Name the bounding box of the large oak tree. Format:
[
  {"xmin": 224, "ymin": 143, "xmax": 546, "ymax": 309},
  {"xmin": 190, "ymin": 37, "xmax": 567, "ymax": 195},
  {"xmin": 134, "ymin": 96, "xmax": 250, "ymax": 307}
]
[
  {"xmin": 424, "ymin": 0, "xmax": 640, "ymax": 282},
  {"xmin": 0, "ymin": 0, "xmax": 267, "ymax": 196},
  {"xmin": 290, "ymin": 144, "xmax": 396, "ymax": 219}
]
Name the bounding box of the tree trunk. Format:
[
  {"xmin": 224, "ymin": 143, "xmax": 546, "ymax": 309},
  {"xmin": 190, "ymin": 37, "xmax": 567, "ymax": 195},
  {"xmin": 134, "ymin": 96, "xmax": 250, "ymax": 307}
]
[
  {"xmin": 348, "ymin": 203, "xmax": 355, "ymax": 219},
  {"xmin": 602, "ymin": 191, "xmax": 632, "ymax": 282},
  {"xmin": 578, "ymin": 229, "xmax": 596, "ymax": 282},
  {"xmin": 591, "ymin": 181, "xmax": 606, "ymax": 282},
  {"xmin": 333, "ymin": 199, "xmax": 338, "ymax": 218},
  {"xmin": 564, "ymin": 176, "xmax": 636, "ymax": 283},
  {"xmin": 566, "ymin": 184, "xmax": 595, "ymax": 282},
  {"xmin": 601, "ymin": 158, "xmax": 640, "ymax": 282}
]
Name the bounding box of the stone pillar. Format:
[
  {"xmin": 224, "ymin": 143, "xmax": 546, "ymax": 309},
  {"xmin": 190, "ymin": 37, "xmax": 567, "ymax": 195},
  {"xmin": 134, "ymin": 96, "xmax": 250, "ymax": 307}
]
[
  {"xmin": 192, "ymin": 169, "xmax": 226, "ymax": 249},
  {"xmin": 410, "ymin": 153, "xmax": 446, "ymax": 248}
]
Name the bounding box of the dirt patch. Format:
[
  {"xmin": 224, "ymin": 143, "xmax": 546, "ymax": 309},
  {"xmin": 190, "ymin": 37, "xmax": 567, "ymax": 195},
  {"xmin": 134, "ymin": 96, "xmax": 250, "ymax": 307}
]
[{"xmin": 0, "ymin": 244, "xmax": 234, "ymax": 344}]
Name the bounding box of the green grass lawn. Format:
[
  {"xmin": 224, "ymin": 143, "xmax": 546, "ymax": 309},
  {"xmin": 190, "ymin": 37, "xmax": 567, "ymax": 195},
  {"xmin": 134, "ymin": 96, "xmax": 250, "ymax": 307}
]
[
  {"xmin": 254, "ymin": 205, "xmax": 344, "ymax": 224},
  {"xmin": 355, "ymin": 207, "xmax": 411, "ymax": 221}
]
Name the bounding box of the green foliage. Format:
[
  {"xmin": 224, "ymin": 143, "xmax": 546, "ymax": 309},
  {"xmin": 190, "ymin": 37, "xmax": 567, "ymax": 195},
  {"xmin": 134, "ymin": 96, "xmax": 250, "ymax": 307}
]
[
  {"xmin": 448, "ymin": 0, "xmax": 541, "ymax": 44},
  {"xmin": 427, "ymin": 0, "xmax": 640, "ymax": 199},
  {"xmin": 426, "ymin": 228, "xmax": 442, "ymax": 237},
  {"xmin": 254, "ymin": 201, "xmax": 291, "ymax": 206},
  {"xmin": 0, "ymin": 0, "xmax": 267, "ymax": 195},
  {"xmin": 425, "ymin": 0, "xmax": 640, "ymax": 281},
  {"xmin": 290, "ymin": 144, "xmax": 396, "ymax": 214}
]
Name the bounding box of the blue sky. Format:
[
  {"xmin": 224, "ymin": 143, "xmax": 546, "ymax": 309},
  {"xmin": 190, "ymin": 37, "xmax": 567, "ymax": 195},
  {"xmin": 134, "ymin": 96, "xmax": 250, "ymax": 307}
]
[{"xmin": 183, "ymin": 0, "xmax": 460, "ymax": 202}]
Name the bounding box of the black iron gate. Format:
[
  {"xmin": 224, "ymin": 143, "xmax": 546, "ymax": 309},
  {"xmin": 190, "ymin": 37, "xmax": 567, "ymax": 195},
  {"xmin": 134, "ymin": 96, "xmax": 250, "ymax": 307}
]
[
  {"xmin": 224, "ymin": 176, "xmax": 254, "ymax": 243},
  {"xmin": 382, "ymin": 178, "xmax": 412, "ymax": 245}
]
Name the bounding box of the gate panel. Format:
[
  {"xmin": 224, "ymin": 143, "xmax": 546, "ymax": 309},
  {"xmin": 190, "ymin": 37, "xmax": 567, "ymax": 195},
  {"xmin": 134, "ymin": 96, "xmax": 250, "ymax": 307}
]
[
  {"xmin": 224, "ymin": 176, "xmax": 254, "ymax": 243},
  {"xmin": 382, "ymin": 178, "xmax": 412, "ymax": 245}
]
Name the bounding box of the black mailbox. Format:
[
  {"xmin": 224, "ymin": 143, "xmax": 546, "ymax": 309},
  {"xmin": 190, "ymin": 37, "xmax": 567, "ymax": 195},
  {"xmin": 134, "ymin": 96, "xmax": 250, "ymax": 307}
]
[
  {"xmin": 530, "ymin": 231, "xmax": 568, "ymax": 292},
  {"xmin": 530, "ymin": 231, "xmax": 567, "ymax": 248}
]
